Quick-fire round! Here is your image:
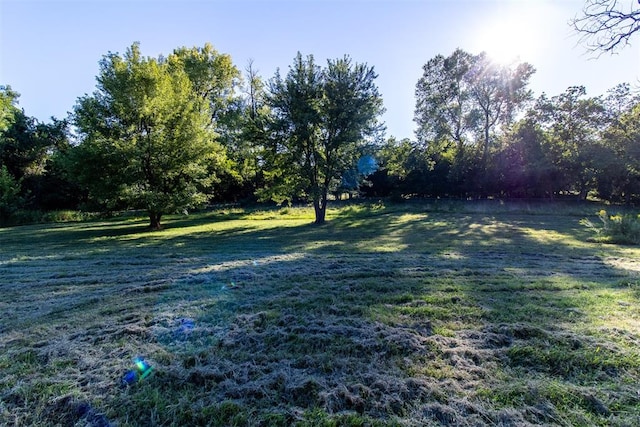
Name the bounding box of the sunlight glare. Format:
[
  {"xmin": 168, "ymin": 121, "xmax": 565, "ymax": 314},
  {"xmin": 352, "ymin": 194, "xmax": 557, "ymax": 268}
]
[{"xmin": 473, "ymin": 2, "xmax": 553, "ymax": 65}]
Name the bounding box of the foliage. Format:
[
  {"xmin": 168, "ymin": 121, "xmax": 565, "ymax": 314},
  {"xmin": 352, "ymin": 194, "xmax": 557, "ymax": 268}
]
[
  {"xmin": 169, "ymin": 44, "xmax": 249, "ymax": 203},
  {"xmin": 465, "ymin": 52, "xmax": 535, "ymax": 164},
  {"xmin": 415, "ymin": 50, "xmax": 534, "ymax": 158},
  {"xmin": 2, "ymin": 109, "xmax": 46, "ymax": 179},
  {"xmin": 413, "ymin": 49, "xmax": 535, "ymax": 196},
  {"xmin": 595, "ymin": 86, "xmax": 640, "ymax": 202},
  {"xmin": 0, "ymin": 164, "xmax": 22, "ymax": 221},
  {"xmin": 0, "ymin": 87, "xmax": 77, "ymax": 216},
  {"xmin": 0, "ymin": 85, "xmax": 20, "ymax": 132},
  {"xmin": 581, "ymin": 209, "xmax": 640, "ymax": 244},
  {"xmin": 490, "ymin": 118, "xmax": 556, "ymax": 197},
  {"xmin": 532, "ymin": 86, "xmax": 606, "ymax": 199},
  {"xmin": 264, "ymin": 53, "xmax": 384, "ymax": 223},
  {"xmin": 72, "ymin": 42, "xmax": 231, "ymax": 229},
  {"xmin": 414, "ymin": 49, "xmax": 475, "ymax": 152},
  {"xmin": 169, "ymin": 43, "xmax": 240, "ymax": 124},
  {"xmin": 0, "ymin": 208, "xmax": 98, "ymax": 227},
  {"xmin": 214, "ymin": 60, "xmax": 271, "ymax": 202},
  {"xmin": 404, "ymin": 52, "xmax": 639, "ymax": 202},
  {"xmin": 3, "ymin": 45, "xmax": 640, "ymax": 213}
]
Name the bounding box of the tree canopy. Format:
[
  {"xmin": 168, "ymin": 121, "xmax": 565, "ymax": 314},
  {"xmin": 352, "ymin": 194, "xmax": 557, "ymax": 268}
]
[
  {"xmin": 72, "ymin": 43, "xmax": 234, "ymax": 229},
  {"xmin": 1, "ymin": 87, "xmax": 76, "ymax": 219},
  {"xmin": 415, "ymin": 50, "xmax": 534, "ymax": 163},
  {"xmin": 264, "ymin": 53, "xmax": 384, "ymax": 223}
]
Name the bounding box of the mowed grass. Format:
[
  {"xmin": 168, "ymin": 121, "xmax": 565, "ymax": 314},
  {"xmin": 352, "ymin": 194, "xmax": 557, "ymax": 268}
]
[{"xmin": 1, "ymin": 201, "xmax": 639, "ymax": 426}]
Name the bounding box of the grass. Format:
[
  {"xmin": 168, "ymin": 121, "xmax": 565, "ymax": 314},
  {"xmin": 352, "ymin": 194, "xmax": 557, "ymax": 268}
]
[{"xmin": 1, "ymin": 200, "xmax": 639, "ymax": 426}]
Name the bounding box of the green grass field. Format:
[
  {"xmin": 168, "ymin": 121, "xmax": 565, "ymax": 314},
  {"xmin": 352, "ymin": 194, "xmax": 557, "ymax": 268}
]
[{"xmin": 1, "ymin": 201, "xmax": 639, "ymax": 426}]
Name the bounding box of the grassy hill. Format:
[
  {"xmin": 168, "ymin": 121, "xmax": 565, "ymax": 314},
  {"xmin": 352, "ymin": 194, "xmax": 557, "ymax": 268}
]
[{"xmin": 1, "ymin": 201, "xmax": 639, "ymax": 426}]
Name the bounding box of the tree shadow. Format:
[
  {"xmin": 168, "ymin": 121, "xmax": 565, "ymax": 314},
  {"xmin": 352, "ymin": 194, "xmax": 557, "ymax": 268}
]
[{"xmin": 1, "ymin": 202, "xmax": 639, "ymax": 425}]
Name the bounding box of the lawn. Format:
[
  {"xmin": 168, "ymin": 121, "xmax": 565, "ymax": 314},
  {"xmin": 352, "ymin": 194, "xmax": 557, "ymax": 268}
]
[{"xmin": 1, "ymin": 200, "xmax": 639, "ymax": 426}]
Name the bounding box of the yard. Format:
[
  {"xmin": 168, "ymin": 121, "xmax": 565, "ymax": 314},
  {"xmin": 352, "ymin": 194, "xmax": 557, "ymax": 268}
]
[{"xmin": 1, "ymin": 201, "xmax": 639, "ymax": 426}]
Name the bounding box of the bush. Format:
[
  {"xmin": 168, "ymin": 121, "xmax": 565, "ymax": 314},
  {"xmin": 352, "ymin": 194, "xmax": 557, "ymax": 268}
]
[
  {"xmin": 42, "ymin": 210, "xmax": 95, "ymax": 223},
  {"xmin": 0, "ymin": 165, "xmax": 22, "ymax": 221},
  {"xmin": 581, "ymin": 210, "xmax": 640, "ymax": 245},
  {"xmin": 0, "ymin": 209, "xmax": 96, "ymax": 227}
]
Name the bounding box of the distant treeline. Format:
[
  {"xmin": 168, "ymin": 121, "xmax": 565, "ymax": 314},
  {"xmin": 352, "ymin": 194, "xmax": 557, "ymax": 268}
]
[{"xmin": 1, "ymin": 45, "xmax": 638, "ymax": 225}]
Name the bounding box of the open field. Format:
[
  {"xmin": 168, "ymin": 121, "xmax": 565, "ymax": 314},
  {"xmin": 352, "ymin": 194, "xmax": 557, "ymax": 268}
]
[{"xmin": 1, "ymin": 201, "xmax": 639, "ymax": 426}]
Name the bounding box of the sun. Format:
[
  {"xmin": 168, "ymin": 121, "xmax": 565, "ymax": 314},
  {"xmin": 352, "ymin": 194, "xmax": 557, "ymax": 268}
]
[
  {"xmin": 472, "ymin": 3, "xmax": 552, "ymax": 65},
  {"xmin": 479, "ymin": 20, "xmax": 538, "ymax": 64}
]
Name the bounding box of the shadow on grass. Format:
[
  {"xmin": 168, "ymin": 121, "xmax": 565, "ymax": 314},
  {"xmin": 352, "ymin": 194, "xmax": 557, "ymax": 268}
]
[{"xmin": 1, "ymin": 201, "xmax": 639, "ymax": 425}]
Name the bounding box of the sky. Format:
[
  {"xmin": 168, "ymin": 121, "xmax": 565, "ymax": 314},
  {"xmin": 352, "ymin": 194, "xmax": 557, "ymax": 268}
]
[{"xmin": 1, "ymin": 0, "xmax": 639, "ymax": 140}]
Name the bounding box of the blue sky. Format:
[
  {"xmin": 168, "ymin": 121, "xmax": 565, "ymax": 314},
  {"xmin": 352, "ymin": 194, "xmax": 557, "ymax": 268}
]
[{"xmin": 1, "ymin": 0, "xmax": 638, "ymax": 140}]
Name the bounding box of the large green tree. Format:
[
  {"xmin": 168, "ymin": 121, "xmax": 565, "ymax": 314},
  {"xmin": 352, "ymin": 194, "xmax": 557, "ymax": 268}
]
[
  {"xmin": 532, "ymin": 86, "xmax": 605, "ymax": 199},
  {"xmin": 491, "ymin": 117, "xmax": 557, "ymax": 198},
  {"xmin": 169, "ymin": 43, "xmax": 240, "ymax": 124},
  {"xmin": 0, "ymin": 87, "xmax": 21, "ymax": 219},
  {"xmin": 213, "ymin": 60, "xmax": 271, "ymax": 202},
  {"xmin": 0, "ymin": 85, "xmax": 20, "ymax": 133},
  {"xmin": 0, "ymin": 86, "xmax": 75, "ymax": 213},
  {"xmin": 597, "ymin": 84, "xmax": 640, "ymax": 202},
  {"xmin": 465, "ymin": 52, "xmax": 535, "ymax": 165},
  {"xmin": 414, "ymin": 49, "xmax": 534, "ymax": 195},
  {"xmin": 265, "ymin": 53, "xmax": 384, "ymax": 224},
  {"xmin": 414, "ymin": 49, "xmax": 475, "ymax": 155},
  {"xmin": 73, "ymin": 43, "xmax": 229, "ymax": 229}
]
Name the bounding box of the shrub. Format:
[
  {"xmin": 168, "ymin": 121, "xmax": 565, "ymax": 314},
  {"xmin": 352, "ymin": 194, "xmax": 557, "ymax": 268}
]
[
  {"xmin": 42, "ymin": 210, "xmax": 95, "ymax": 223},
  {"xmin": 0, "ymin": 209, "xmax": 97, "ymax": 227},
  {"xmin": 581, "ymin": 210, "xmax": 640, "ymax": 245},
  {"xmin": 0, "ymin": 165, "xmax": 22, "ymax": 222}
]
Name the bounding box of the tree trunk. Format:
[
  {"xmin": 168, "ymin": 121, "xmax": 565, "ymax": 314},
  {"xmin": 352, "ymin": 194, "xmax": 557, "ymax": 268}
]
[
  {"xmin": 313, "ymin": 194, "xmax": 327, "ymax": 225},
  {"xmin": 483, "ymin": 111, "xmax": 490, "ymax": 165},
  {"xmin": 149, "ymin": 211, "xmax": 162, "ymax": 230}
]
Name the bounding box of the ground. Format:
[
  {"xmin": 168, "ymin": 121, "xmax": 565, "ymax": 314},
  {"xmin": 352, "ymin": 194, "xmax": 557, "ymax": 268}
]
[{"xmin": 1, "ymin": 200, "xmax": 639, "ymax": 426}]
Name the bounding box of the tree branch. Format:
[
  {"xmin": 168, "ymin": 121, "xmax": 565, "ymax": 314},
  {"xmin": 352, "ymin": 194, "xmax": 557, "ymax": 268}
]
[{"xmin": 571, "ymin": 0, "xmax": 640, "ymax": 54}]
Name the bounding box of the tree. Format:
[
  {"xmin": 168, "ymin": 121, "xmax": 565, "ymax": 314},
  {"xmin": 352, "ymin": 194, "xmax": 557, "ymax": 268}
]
[
  {"xmin": 571, "ymin": 0, "xmax": 640, "ymax": 54},
  {"xmin": 244, "ymin": 59, "xmax": 266, "ymax": 122},
  {"xmin": 33, "ymin": 119, "xmax": 84, "ymax": 211},
  {"xmin": 492, "ymin": 118, "xmax": 557, "ymax": 198},
  {"xmin": 465, "ymin": 53, "xmax": 535, "ymax": 166},
  {"xmin": 1, "ymin": 109, "xmax": 47, "ymax": 180},
  {"xmin": 532, "ymin": 86, "xmax": 606, "ymax": 199},
  {"xmin": 169, "ymin": 43, "xmax": 240, "ymax": 125},
  {"xmin": 214, "ymin": 60, "xmax": 271, "ymax": 202},
  {"xmin": 73, "ymin": 43, "xmax": 227, "ymax": 229},
  {"xmin": 0, "ymin": 165, "xmax": 22, "ymax": 222},
  {"xmin": 0, "ymin": 85, "xmax": 20, "ymax": 133},
  {"xmin": 415, "ymin": 49, "xmax": 475, "ymax": 155},
  {"xmin": 360, "ymin": 137, "xmax": 411, "ymax": 197},
  {"xmin": 168, "ymin": 44, "xmax": 242, "ymax": 203},
  {"xmin": 1, "ymin": 86, "xmax": 75, "ymax": 212},
  {"xmin": 414, "ymin": 49, "xmax": 534, "ymax": 196},
  {"xmin": 597, "ymin": 85, "xmax": 640, "ymax": 202},
  {"xmin": 265, "ymin": 53, "xmax": 384, "ymax": 224}
]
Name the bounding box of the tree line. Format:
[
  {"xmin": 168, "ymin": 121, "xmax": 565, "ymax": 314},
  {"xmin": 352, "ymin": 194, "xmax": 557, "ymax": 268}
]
[
  {"xmin": 1, "ymin": 43, "xmax": 639, "ymax": 227},
  {"xmin": 372, "ymin": 49, "xmax": 640, "ymax": 204}
]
